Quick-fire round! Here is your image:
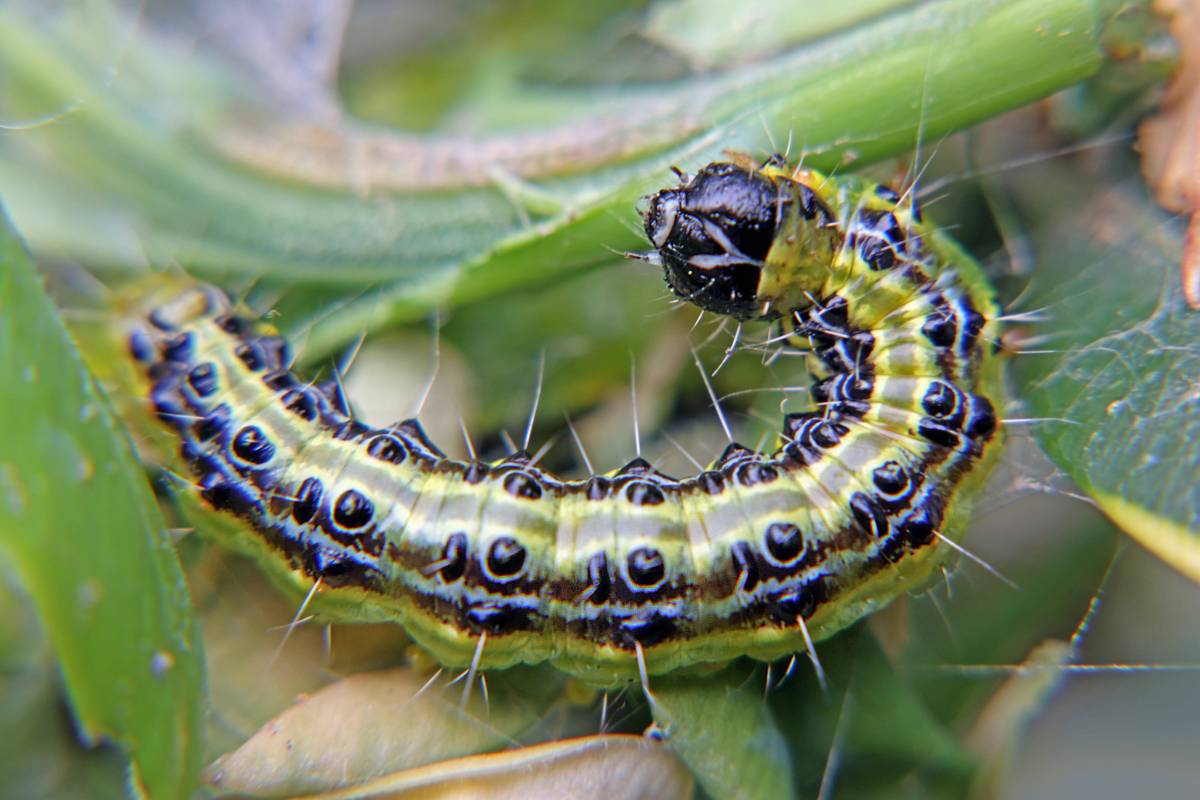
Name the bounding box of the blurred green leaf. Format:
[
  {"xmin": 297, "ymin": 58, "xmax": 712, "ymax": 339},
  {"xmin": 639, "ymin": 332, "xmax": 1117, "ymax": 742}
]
[
  {"xmin": 905, "ymin": 517, "xmax": 1118, "ymax": 724},
  {"xmin": 0, "ymin": 0, "xmax": 1103, "ymax": 356},
  {"xmin": 0, "ymin": 579, "xmax": 128, "ymax": 800},
  {"xmin": 963, "ymin": 639, "xmax": 1073, "ymax": 799},
  {"xmin": 775, "ymin": 630, "xmax": 975, "ymax": 799},
  {"xmin": 652, "ymin": 664, "xmax": 795, "ymax": 800},
  {"xmin": 0, "ymin": 210, "xmax": 203, "ymax": 798},
  {"xmin": 643, "ymin": 0, "xmax": 914, "ymax": 67}
]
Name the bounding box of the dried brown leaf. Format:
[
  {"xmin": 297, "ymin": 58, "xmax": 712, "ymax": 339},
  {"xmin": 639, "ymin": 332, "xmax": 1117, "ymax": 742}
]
[
  {"xmin": 304, "ymin": 735, "xmax": 694, "ymax": 800},
  {"xmin": 205, "ymin": 666, "xmax": 561, "ymax": 797},
  {"xmin": 1138, "ymin": 0, "xmax": 1200, "ymax": 307}
]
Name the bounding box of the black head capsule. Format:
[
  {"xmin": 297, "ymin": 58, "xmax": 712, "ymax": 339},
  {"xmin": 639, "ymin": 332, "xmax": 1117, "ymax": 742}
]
[{"xmin": 641, "ymin": 163, "xmax": 785, "ymax": 319}]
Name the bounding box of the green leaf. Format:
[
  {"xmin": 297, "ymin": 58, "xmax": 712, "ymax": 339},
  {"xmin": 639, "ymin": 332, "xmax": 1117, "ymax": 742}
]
[
  {"xmin": 0, "ymin": 210, "xmax": 204, "ymax": 798},
  {"xmin": 0, "ymin": 0, "xmax": 1103, "ymax": 355},
  {"xmin": 905, "ymin": 519, "xmax": 1118, "ymax": 724},
  {"xmin": 1007, "ymin": 158, "xmax": 1200, "ymax": 581},
  {"xmin": 652, "ymin": 664, "xmax": 795, "ymax": 800},
  {"xmin": 774, "ymin": 630, "xmax": 975, "ymax": 798},
  {"xmin": 962, "ymin": 639, "xmax": 1074, "ymax": 798},
  {"xmin": 643, "ymin": 0, "xmax": 915, "ymax": 68},
  {"xmin": 0, "ymin": 578, "xmax": 129, "ymax": 800}
]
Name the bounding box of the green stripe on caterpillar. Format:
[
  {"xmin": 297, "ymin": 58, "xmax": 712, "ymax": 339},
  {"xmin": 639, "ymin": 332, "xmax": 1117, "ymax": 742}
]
[{"xmin": 115, "ymin": 156, "xmax": 1006, "ymax": 686}]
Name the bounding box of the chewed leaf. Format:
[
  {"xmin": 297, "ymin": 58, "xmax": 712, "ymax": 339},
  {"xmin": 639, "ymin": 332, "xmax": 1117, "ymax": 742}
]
[
  {"xmin": 270, "ymin": 734, "xmax": 691, "ymax": 800},
  {"xmin": 0, "ymin": 210, "xmax": 203, "ymax": 797},
  {"xmin": 1009, "ymin": 162, "xmax": 1200, "ymax": 580},
  {"xmin": 206, "ymin": 666, "xmax": 565, "ymax": 796}
]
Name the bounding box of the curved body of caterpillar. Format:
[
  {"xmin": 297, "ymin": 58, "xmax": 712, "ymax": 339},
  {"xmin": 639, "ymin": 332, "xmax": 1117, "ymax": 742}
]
[{"xmin": 118, "ymin": 158, "xmax": 1005, "ymax": 686}]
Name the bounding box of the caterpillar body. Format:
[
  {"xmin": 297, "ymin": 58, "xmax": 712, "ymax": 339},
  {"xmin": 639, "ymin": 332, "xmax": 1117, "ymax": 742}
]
[{"xmin": 118, "ymin": 157, "xmax": 1005, "ymax": 686}]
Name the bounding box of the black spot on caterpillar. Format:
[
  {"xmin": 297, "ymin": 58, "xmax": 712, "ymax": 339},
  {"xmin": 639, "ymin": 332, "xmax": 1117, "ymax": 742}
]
[{"xmin": 120, "ymin": 157, "xmax": 1006, "ymax": 686}]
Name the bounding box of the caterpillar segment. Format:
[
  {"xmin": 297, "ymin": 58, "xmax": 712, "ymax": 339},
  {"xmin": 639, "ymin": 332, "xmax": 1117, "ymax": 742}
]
[{"xmin": 118, "ymin": 157, "xmax": 1005, "ymax": 686}]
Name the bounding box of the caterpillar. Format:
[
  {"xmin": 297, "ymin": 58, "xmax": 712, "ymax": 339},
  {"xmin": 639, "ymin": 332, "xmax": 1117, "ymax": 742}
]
[{"xmin": 116, "ymin": 156, "xmax": 1005, "ymax": 687}]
